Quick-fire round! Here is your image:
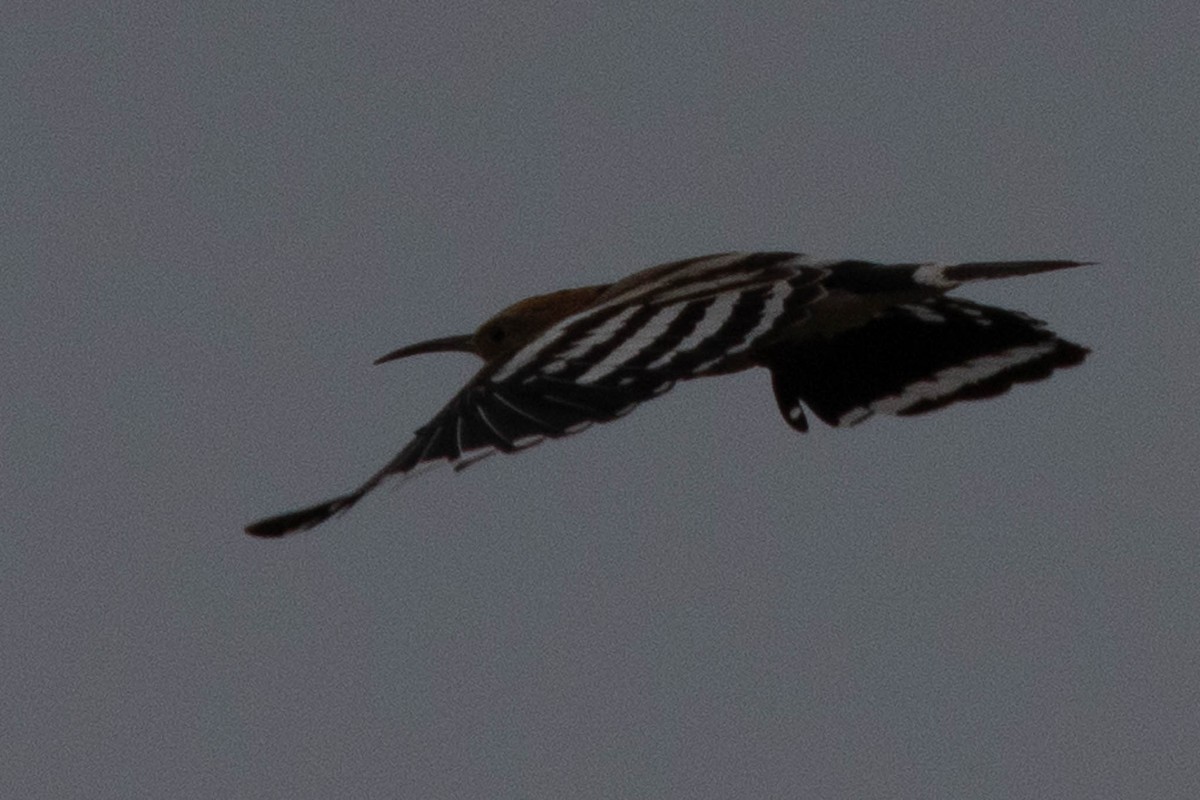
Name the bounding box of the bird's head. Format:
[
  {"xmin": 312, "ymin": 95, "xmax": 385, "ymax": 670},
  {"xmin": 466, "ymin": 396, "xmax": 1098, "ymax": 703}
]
[{"xmin": 374, "ymin": 284, "xmax": 610, "ymax": 367}]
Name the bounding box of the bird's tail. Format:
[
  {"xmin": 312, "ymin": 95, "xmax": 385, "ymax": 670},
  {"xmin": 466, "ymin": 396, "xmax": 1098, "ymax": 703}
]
[
  {"xmin": 820, "ymin": 259, "xmax": 1094, "ymax": 295},
  {"xmin": 940, "ymin": 260, "xmax": 1093, "ymax": 283},
  {"xmin": 763, "ymin": 296, "xmax": 1089, "ymax": 429}
]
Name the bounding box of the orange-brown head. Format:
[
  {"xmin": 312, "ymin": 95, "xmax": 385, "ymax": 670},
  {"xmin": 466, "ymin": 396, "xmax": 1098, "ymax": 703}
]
[{"xmin": 374, "ymin": 284, "xmax": 611, "ymax": 367}]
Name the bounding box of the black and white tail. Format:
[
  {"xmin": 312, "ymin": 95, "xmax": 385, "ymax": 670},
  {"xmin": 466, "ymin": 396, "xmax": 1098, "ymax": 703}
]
[{"xmin": 763, "ymin": 294, "xmax": 1088, "ymax": 430}]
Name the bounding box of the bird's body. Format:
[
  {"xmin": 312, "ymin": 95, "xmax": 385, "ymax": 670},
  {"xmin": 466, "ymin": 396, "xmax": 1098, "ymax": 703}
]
[{"xmin": 246, "ymin": 252, "xmax": 1091, "ymax": 537}]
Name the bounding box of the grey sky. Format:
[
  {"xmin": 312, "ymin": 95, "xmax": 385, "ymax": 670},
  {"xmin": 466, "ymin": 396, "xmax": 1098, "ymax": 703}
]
[{"xmin": 5, "ymin": 3, "xmax": 1199, "ymax": 798}]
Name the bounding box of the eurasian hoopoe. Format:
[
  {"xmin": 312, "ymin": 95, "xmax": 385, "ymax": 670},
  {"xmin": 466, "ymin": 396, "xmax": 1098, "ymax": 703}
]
[{"xmin": 246, "ymin": 252, "xmax": 1091, "ymax": 537}]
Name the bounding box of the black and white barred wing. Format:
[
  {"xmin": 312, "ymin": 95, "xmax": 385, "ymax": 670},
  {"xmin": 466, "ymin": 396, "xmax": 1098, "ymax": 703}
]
[
  {"xmin": 390, "ymin": 259, "xmax": 831, "ymax": 473},
  {"xmin": 592, "ymin": 251, "xmax": 819, "ymax": 306},
  {"xmin": 244, "ymin": 255, "xmax": 830, "ymax": 536}
]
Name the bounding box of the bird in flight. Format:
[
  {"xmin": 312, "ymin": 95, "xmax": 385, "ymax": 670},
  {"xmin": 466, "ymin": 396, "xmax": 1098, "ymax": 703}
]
[{"xmin": 245, "ymin": 252, "xmax": 1091, "ymax": 537}]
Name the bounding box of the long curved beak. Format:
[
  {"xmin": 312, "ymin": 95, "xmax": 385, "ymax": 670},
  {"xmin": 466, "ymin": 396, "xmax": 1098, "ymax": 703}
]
[{"xmin": 373, "ymin": 334, "xmax": 476, "ymax": 365}]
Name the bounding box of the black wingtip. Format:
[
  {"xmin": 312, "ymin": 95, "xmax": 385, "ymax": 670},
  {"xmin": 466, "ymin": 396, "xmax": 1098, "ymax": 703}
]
[{"xmin": 244, "ymin": 491, "xmax": 363, "ymax": 538}]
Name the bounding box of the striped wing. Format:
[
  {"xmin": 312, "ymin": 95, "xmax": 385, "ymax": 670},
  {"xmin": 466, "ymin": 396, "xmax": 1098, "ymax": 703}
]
[
  {"xmin": 387, "ymin": 254, "xmax": 830, "ymax": 473},
  {"xmin": 245, "ymin": 254, "xmax": 830, "ymax": 536}
]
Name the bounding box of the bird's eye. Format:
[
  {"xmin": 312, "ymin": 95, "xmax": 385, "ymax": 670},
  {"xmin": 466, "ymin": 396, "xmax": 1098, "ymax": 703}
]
[{"xmin": 490, "ymin": 327, "xmax": 506, "ymax": 343}]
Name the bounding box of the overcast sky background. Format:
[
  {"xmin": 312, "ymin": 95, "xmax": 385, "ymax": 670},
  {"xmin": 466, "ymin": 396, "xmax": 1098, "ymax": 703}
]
[{"xmin": 5, "ymin": 3, "xmax": 1199, "ymax": 798}]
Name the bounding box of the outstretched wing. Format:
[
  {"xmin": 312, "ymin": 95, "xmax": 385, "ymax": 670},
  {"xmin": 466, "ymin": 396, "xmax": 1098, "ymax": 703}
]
[
  {"xmin": 245, "ymin": 254, "xmax": 828, "ymax": 536},
  {"xmin": 384, "ymin": 255, "xmax": 830, "ymax": 473}
]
